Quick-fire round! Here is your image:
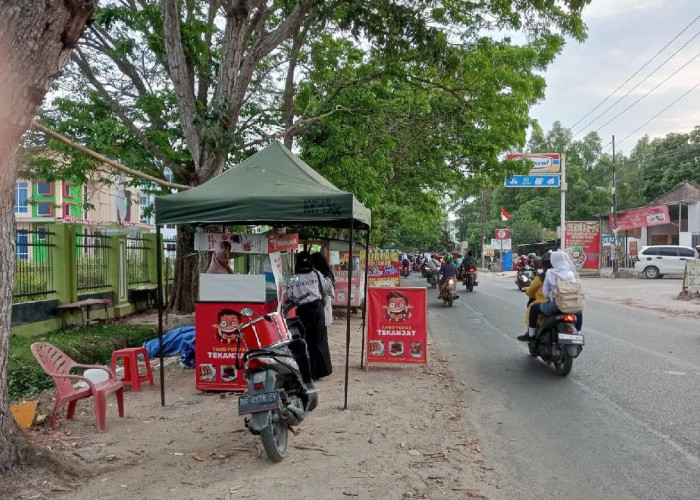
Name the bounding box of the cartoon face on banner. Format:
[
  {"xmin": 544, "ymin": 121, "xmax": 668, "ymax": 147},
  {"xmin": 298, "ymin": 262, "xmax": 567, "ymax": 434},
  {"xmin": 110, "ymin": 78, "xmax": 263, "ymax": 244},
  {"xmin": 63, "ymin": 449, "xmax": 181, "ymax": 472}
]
[
  {"xmin": 213, "ymin": 308, "xmax": 243, "ymax": 344},
  {"xmin": 383, "ymin": 290, "xmax": 413, "ymax": 322}
]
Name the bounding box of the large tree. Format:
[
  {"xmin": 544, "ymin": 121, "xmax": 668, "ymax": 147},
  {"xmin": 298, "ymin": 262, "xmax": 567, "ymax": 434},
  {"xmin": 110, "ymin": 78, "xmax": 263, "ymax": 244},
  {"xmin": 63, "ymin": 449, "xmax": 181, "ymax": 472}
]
[
  {"xmin": 36, "ymin": 0, "xmax": 590, "ymax": 312},
  {"xmin": 0, "ymin": 0, "xmax": 97, "ymax": 473}
]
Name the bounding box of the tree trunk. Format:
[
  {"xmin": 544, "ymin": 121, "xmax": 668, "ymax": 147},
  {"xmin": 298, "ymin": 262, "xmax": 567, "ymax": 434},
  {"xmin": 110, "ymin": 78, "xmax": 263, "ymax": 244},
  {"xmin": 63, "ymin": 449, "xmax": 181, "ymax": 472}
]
[
  {"xmin": 169, "ymin": 228, "xmax": 199, "ymax": 314},
  {"xmin": 0, "ymin": 0, "xmax": 96, "ymax": 474}
]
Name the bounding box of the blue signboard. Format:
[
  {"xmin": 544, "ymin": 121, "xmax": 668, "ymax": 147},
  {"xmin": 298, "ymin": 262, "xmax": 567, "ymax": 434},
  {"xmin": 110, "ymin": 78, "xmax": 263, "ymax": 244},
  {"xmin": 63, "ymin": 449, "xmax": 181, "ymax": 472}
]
[{"xmin": 504, "ymin": 175, "xmax": 560, "ymax": 187}]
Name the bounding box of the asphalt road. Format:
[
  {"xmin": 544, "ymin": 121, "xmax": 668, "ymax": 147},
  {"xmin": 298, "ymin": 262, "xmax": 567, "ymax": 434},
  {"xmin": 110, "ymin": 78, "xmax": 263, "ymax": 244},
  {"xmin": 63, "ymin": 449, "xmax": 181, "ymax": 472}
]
[{"xmin": 408, "ymin": 272, "xmax": 700, "ymax": 499}]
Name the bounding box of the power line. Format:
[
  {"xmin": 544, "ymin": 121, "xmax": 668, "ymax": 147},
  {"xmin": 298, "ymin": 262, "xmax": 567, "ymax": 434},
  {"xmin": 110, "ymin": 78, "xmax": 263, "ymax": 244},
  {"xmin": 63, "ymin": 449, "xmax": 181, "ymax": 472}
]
[
  {"xmin": 617, "ymin": 82, "xmax": 700, "ymax": 146},
  {"xmin": 573, "ymin": 28, "xmax": 700, "ymax": 137},
  {"xmin": 591, "ymin": 49, "xmax": 700, "ymax": 135},
  {"xmin": 569, "ymin": 13, "xmax": 700, "ymax": 132}
]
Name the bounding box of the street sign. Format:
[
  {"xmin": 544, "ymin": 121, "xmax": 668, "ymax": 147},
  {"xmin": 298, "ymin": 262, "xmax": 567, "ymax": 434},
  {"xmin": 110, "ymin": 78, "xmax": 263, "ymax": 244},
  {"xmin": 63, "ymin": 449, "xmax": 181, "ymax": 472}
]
[
  {"xmin": 506, "ymin": 153, "xmax": 561, "ymax": 174},
  {"xmin": 490, "ymin": 238, "xmax": 512, "ymax": 250},
  {"xmin": 495, "ymin": 228, "xmax": 510, "ymax": 240},
  {"xmin": 504, "ymin": 175, "xmax": 560, "ymax": 187}
]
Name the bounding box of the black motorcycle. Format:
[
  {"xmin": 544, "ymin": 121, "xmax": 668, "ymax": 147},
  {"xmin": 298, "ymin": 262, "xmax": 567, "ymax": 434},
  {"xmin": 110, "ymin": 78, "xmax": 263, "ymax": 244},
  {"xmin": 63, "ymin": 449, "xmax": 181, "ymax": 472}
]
[{"xmin": 526, "ymin": 313, "xmax": 584, "ymax": 376}]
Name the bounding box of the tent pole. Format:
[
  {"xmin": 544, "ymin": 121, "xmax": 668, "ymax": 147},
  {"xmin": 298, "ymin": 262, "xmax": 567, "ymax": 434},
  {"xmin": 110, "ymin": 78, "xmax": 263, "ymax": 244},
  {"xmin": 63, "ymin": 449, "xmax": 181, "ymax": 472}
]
[
  {"xmin": 344, "ymin": 222, "xmax": 354, "ymax": 410},
  {"xmin": 156, "ymin": 224, "xmax": 165, "ymax": 406},
  {"xmin": 360, "ymin": 229, "xmax": 370, "ymax": 369}
]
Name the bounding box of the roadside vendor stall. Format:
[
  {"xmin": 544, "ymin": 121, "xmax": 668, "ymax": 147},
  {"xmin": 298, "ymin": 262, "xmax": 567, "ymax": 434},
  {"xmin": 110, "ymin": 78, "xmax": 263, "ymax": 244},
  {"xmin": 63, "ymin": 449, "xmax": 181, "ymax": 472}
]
[
  {"xmin": 154, "ymin": 141, "xmax": 371, "ymax": 408},
  {"xmin": 193, "ymin": 230, "xmax": 299, "ymax": 391}
]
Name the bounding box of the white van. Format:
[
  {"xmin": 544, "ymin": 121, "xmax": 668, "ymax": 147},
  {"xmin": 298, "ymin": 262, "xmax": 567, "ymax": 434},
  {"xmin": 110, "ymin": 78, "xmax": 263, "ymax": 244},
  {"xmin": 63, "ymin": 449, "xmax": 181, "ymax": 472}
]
[{"xmin": 634, "ymin": 245, "xmax": 699, "ymax": 279}]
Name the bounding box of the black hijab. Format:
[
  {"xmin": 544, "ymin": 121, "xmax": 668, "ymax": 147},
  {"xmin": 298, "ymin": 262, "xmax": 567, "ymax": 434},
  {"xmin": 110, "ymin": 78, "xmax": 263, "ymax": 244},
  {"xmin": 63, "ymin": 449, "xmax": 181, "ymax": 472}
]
[
  {"xmin": 311, "ymin": 252, "xmax": 335, "ymax": 283},
  {"xmin": 295, "ymin": 251, "xmax": 313, "ymax": 274}
]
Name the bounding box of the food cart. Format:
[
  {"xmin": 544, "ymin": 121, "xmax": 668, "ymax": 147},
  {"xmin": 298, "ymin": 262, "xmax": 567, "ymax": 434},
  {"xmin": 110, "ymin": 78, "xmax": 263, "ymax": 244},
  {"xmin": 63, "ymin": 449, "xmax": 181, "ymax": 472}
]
[
  {"xmin": 193, "ymin": 231, "xmax": 298, "ymax": 391},
  {"xmin": 154, "ymin": 141, "xmax": 372, "ymax": 408}
]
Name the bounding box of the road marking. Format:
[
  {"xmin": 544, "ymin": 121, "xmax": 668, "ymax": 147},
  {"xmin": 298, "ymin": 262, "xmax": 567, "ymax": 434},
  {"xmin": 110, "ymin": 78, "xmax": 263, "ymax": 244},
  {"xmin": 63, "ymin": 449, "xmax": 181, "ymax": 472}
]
[{"xmin": 662, "ymin": 370, "xmax": 686, "ymax": 376}]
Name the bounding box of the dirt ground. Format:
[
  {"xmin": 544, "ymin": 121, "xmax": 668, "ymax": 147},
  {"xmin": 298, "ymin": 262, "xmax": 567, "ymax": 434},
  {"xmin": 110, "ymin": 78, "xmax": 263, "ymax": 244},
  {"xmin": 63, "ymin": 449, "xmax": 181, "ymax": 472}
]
[{"xmin": 2, "ymin": 315, "xmax": 500, "ymax": 500}]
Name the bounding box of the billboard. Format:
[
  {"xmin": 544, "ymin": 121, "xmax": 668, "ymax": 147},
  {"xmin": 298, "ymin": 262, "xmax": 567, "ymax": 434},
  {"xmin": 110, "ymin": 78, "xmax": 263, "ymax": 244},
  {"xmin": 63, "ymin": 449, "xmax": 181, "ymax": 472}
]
[
  {"xmin": 565, "ymin": 221, "xmax": 600, "ymax": 273},
  {"xmin": 611, "ymin": 205, "xmax": 670, "ymax": 231},
  {"xmin": 506, "ymin": 153, "xmax": 561, "ymax": 174}
]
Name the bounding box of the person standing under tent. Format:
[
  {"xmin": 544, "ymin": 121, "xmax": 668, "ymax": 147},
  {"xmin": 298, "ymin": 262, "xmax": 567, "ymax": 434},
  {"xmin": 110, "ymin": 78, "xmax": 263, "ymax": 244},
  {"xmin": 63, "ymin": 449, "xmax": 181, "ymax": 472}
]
[{"xmin": 311, "ymin": 252, "xmax": 336, "ymax": 327}]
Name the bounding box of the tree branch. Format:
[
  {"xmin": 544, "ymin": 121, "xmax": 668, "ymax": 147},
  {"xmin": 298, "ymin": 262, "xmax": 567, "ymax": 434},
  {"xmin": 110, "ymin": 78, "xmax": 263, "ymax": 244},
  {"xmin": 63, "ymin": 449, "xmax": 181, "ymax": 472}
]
[{"xmin": 30, "ymin": 122, "xmax": 191, "ymax": 191}]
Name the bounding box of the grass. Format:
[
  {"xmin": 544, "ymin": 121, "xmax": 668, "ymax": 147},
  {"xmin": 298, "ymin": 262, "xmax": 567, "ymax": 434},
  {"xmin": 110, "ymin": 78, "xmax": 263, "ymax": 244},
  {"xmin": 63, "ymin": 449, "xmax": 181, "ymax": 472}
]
[{"xmin": 8, "ymin": 323, "xmax": 156, "ymax": 403}]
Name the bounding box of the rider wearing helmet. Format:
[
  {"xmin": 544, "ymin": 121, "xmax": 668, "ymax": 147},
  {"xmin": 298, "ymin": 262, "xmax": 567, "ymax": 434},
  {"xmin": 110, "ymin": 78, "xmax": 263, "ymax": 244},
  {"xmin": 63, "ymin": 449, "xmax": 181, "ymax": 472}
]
[
  {"xmin": 438, "ymin": 253, "xmax": 458, "ymax": 299},
  {"xmin": 527, "ymin": 252, "xmax": 538, "ymax": 268}
]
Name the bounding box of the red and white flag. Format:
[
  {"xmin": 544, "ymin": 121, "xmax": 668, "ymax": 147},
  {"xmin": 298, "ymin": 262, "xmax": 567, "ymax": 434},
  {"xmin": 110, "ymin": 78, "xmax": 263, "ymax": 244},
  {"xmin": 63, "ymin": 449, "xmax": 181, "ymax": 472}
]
[{"xmin": 500, "ymin": 207, "xmax": 511, "ymax": 222}]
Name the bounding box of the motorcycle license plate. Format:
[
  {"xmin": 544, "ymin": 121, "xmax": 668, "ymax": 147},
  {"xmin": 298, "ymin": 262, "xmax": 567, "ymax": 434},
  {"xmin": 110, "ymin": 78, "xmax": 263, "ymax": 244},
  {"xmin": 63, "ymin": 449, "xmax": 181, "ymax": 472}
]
[
  {"xmin": 238, "ymin": 391, "xmax": 279, "ymax": 415},
  {"xmin": 558, "ymin": 333, "xmax": 585, "ymax": 345}
]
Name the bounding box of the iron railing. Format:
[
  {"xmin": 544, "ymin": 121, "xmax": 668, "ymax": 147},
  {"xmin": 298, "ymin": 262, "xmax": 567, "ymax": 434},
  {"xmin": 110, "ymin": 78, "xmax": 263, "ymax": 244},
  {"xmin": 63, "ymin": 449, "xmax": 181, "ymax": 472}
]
[
  {"xmin": 13, "ymin": 228, "xmax": 55, "ymax": 302},
  {"xmin": 76, "ymin": 232, "xmax": 111, "ymax": 291},
  {"xmin": 126, "ymin": 235, "xmax": 150, "ymax": 285}
]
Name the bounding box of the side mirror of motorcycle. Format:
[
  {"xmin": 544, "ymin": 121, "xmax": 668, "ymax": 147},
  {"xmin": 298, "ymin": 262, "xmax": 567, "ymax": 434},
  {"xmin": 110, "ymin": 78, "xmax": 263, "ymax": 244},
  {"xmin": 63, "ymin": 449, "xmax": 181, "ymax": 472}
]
[{"xmin": 240, "ymin": 307, "xmax": 255, "ymax": 317}]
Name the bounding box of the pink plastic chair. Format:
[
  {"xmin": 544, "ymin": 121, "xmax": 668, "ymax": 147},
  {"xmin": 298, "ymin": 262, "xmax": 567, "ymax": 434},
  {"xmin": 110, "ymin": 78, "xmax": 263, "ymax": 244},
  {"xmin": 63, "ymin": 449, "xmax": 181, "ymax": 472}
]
[{"xmin": 30, "ymin": 342, "xmax": 124, "ymax": 431}]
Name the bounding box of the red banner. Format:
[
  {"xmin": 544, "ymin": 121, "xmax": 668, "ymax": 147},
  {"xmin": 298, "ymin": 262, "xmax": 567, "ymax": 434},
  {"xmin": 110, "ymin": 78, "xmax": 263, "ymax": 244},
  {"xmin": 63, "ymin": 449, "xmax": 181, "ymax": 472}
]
[
  {"xmin": 267, "ymin": 233, "xmax": 299, "ymax": 253},
  {"xmin": 611, "ymin": 205, "xmax": 670, "ymax": 231},
  {"xmin": 495, "ymin": 228, "xmax": 510, "ymax": 240},
  {"xmin": 194, "ymin": 301, "xmax": 276, "ymax": 391},
  {"xmin": 564, "ymin": 221, "xmax": 600, "ymax": 272},
  {"xmin": 366, "ymin": 287, "xmax": 427, "ymax": 365}
]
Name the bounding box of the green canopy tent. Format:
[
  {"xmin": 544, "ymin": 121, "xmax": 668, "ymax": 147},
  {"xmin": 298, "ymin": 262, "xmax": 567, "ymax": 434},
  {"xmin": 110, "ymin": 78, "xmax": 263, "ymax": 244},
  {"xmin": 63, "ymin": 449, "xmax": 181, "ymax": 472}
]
[{"xmin": 154, "ymin": 141, "xmax": 371, "ymax": 409}]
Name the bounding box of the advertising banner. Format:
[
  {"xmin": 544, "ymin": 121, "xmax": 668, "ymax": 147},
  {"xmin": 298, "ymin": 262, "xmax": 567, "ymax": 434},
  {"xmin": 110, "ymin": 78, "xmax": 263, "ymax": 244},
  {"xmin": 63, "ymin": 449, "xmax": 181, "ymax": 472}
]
[
  {"xmin": 267, "ymin": 233, "xmax": 299, "ymax": 253},
  {"xmin": 332, "ymin": 270, "xmax": 364, "ymax": 307},
  {"xmin": 366, "ymin": 287, "xmax": 427, "ymax": 365},
  {"xmin": 194, "ymin": 301, "xmax": 276, "ymax": 391},
  {"xmin": 611, "ymin": 205, "xmax": 670, "ymax": 231},
  {"xmin": 495, "ymin": 228, "xmax": 510, "ymax": 239},
  {"xmin": 506, "ymin": 153, "xmax": 561, "ymax": 174},
  {"xmin": 564, "ymin": 221, "xmax": 600, "ymax": 273},
  {"xmin": 269, "ymin": 251, "xmax": 285, "ymax": 311},
  {"xmin": 368, "ymin": 249, "xmax": 400, "ymax": 287},
  {"xmin": 195, "ymin": 232, "xmax": 267, "ymax": 253}
]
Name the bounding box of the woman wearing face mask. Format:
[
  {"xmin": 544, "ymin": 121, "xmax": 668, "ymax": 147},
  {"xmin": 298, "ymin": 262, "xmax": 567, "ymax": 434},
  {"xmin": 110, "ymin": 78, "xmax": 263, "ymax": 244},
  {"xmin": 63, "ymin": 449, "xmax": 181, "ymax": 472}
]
[{"xmin": 286, "ymin": 251, "xmax": 334, "ymax": 379}]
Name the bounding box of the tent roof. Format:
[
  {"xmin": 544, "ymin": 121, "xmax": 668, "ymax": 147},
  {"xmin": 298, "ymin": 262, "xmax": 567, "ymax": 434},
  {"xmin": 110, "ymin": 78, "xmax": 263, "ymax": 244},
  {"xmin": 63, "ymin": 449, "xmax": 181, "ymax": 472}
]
[{"xmin": 154, "ymin": 142, "xmax": 371, "ymax": 229}]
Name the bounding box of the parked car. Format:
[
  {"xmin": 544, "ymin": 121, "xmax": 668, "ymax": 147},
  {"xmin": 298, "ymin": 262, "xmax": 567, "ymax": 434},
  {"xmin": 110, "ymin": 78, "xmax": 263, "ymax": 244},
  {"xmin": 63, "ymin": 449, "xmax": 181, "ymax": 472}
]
[{"xmin": 634, "ymin": 245, "xmax": 699, "ymax": 279}]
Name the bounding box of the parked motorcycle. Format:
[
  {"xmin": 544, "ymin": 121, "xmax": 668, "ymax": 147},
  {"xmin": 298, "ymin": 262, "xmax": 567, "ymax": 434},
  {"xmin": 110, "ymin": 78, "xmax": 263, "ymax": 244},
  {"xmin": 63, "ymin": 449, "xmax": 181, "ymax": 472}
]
[
  {"xmin": 236, "ymin": 305, "xmax": 318, "ymax": 462},
  {"xmin": 462, "ymin": 267, "xmax": 477, "ymax": 292},
  {"xmin": 516, "ymin": 266, "xmax": 535, "ymax": 291},
  {"xmin": 441, "ymin": 277, "xmax": 458, "ymax": 307},
  {"xmin": 526, "ymin": 313, "xmax": 584, "ymax": 376}
]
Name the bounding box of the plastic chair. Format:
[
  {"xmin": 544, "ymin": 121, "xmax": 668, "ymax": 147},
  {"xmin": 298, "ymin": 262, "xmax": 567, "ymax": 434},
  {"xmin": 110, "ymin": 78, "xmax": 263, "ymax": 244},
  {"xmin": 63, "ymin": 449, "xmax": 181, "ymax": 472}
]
[{"xmin": 30, "ymin": 342, "xmax": 124, "ymax": 431}]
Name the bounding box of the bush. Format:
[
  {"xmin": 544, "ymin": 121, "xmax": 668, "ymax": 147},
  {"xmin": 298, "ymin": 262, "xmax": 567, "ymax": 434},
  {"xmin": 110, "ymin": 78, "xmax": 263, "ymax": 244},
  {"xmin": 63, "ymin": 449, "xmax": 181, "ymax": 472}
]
[{"xmin": 8, "ymin": 323, "xmax": 156, "ymax": 402}]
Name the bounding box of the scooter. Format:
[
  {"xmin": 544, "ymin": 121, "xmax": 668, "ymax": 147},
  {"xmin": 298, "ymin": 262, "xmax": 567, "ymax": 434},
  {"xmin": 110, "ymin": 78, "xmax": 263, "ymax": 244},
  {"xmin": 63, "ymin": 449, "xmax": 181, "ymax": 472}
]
[
  {"xmin": 401, "ymin": 264, "xmax": 411, "ymax": 278},
  {"xmin": 441, "ymin": 277, "xmax": 458, "ymax": 307},
  {"xmin": 236, "ymin": 305, "xmax": 318, "ymax": 462},
  {"xmin": 462, "ymin": 267, "xmax": 477, "ymax": 292},
  {"xmin": 526, "ymin": 313, "xmax": 584, "ymax": 377}
]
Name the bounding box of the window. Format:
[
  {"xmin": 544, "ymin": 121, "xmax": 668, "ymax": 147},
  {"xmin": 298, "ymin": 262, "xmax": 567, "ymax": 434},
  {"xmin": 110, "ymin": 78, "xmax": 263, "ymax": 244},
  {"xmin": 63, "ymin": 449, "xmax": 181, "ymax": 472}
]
[
  {"xmin": 14, "ymin": 182, "xmax": 28, "ymax": 214},
  {"xmin": 63, "ymin": 203, "xmax": 76, "ymax": 217},
  {"xmin": 642, "ymin": 248, "xmax": 659, "ymax": 256},
  {"xmin": 36, "ymin": 182, "xmax": 53, "ymax": 196},
  {"xmin": 140, "ymin": 195, "xmax": 153, "ymax": 224},
  {"xmin": 678, "ymin": 248, "xmax": 695, "ymax": 257},
  {"xmin": 36, "ymin": 202, "xmax": 53, "ymax": 217},
  {"xmin": 36, "ymin": 226, "xmax": 47, "ymax": 241},
  {"xmin": 83, "ymin": 184, "xmax": 89, "ymax": 219},
  {"xmin": 15, "ymin": 230, "xmax": 28, "ymax": 260},
  {"xmin": 658, "ymin": 247, "xmax": 678, "ymax": 257},
  {"xmin": 63, "ymin": 182, "xmax": 73, "ymax": 198}
]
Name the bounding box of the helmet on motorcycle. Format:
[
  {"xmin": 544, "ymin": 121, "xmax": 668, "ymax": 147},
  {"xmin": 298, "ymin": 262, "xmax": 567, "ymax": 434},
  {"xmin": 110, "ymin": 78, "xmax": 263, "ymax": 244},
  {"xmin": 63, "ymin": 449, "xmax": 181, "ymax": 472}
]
[
  {"xmin": 444, "ymin": 254, "xmax": 453, "ymax": 263},
  {"xmin": 527, "ymin": 252, "xmax": 537, "ymax": 260}
]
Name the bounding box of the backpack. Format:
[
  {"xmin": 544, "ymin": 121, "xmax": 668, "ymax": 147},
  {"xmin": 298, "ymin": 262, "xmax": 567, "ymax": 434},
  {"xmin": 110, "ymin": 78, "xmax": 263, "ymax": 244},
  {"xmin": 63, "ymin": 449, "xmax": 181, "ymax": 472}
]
[{"xmin": 552, "ymin": 277, "xmax": 585, "ymax": 313}]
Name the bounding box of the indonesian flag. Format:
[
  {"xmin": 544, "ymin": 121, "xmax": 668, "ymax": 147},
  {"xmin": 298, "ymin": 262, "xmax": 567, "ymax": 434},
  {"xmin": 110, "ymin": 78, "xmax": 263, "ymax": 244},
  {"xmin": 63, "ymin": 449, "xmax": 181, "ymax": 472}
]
[{"xmin": 500, "ymin": 207, "xmax": 511, "ymax": 222}]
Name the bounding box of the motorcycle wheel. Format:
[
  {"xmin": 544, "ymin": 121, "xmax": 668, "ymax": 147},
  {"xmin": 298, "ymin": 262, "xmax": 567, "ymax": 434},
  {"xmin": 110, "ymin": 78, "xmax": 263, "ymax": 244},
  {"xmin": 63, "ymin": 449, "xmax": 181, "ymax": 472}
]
[
  {"xmin": 467, "ymin": 283, "xmax": 474, "ymax": 292},
  {"xmin": 528, "ymin": 342, "xmax": 538, "ymax": 357},
  {"xmin": 260, "ymin": 411, "xmax": 288, "ymax": 462},
  {"xmin": 448, "ymin": 296, "xmax": 453, "ymax": 307},
  {"xmin": 553, "ymin": 350, "xmax": 573, "ymax": 377}
]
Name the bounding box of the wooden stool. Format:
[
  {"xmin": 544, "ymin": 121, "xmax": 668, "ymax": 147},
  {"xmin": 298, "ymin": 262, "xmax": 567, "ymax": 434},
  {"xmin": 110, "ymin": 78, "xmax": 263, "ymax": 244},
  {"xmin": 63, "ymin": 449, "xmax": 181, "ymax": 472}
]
[{"xmin": 111, "ymin": 347, "xmax": 154, "ymax": 392}]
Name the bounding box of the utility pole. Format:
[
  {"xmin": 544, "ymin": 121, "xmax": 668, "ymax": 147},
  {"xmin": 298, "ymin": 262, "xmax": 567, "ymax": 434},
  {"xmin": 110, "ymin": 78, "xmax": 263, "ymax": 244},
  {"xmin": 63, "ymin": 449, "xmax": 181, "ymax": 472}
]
[
  {"xmin": 611, "ymin": 135, "xmax": 618, "ymax": 274},
  {"xmin": 560, "ymin": 153, "xmax": 567, "ymax": 250},
  {"xmin": 481, "ymin": 188, "xmax": 487, "ymax": 269}
]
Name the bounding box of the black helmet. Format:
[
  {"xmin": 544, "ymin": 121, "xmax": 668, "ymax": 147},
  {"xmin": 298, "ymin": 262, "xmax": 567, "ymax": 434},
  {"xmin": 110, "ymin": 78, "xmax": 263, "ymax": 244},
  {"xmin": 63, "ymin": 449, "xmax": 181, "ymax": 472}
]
[
  {"xmin": 541, "ymin": 251, "xmax": 552, "ymax": 265},
  {"xmin": 527, "ymin": 252, "xmax": 536, "ymax": 260}
]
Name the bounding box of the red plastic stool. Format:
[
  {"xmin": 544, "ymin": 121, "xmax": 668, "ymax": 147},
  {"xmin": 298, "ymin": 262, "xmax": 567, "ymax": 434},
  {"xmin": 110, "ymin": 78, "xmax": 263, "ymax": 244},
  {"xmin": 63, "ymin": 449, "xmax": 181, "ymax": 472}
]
[{"xmin": 111, "ymin": 347, "xmax": 154, "ymax": 392}]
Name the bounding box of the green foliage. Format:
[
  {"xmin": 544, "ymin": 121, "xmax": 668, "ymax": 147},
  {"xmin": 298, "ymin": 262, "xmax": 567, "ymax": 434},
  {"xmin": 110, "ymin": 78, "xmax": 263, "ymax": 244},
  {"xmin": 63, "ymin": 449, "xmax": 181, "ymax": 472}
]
[{"xmin": 8, "ymin": 324, "xmax": 155, "ymax": 402}]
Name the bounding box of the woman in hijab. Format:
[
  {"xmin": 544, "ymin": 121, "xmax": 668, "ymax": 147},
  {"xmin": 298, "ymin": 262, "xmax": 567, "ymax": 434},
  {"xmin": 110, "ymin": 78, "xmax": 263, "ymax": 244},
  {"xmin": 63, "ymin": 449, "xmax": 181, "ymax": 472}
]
[
  {"xmin": 311, "ymin": 252, "xmax": 335, "ymax": 327},
  {"xmin": 518, "ymin": 250, "xmax": 583, "ymax": 341},
  {"xmin": 286, "ymin": 251, "xmax": 334, "ymax": 379}
]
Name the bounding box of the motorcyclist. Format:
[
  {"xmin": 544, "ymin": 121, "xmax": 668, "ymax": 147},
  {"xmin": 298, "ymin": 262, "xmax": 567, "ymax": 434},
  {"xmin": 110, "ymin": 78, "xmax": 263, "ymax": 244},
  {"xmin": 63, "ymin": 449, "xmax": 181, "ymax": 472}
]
[
  {"xmin": 515, "ymin": 253, "xmax": 528, "ymax": 271},
  {"xmin": 518, "ymin": 250, "xmax": 583, "ymax": 341},
  {"xmin": 438, "ymin": 254, "xmax": 458, "ymax": 299},
  {"xmin": 521, "ymin": 255, "xmax": 547, "ymax": 334},
  {"xmin": 459, "ymin": 250, "xmax": 478, "ymax": 279},
  {"xmin": 526, "ymin": 252, "xmax": 538, "ymax": 268}
]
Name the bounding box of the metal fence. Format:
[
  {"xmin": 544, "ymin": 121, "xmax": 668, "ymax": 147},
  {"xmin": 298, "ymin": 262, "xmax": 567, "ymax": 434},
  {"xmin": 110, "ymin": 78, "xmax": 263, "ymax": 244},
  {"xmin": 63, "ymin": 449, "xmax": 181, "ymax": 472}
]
[
  {"xmin": 14, "ymin": 228, "xmax": 55, "ymax": 302},
  {"xmin": 76, "ymin": 232, "xmax": 112, "ymax": 291},
  {"xmin": 126, "ymin": 235, "xmax": 150, "ymax": 285}
]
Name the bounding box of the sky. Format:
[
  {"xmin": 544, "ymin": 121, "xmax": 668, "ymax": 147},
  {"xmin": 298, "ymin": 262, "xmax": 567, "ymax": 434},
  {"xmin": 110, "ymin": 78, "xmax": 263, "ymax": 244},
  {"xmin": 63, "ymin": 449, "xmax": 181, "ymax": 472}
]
[{"xmin": 531, "ymin": 0, "xmax": 700, "ymax": 155}]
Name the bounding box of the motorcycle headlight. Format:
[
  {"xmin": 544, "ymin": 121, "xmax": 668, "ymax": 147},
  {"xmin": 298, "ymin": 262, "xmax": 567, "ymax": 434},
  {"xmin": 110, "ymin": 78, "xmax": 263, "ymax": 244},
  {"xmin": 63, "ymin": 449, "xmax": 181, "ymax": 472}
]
[{"xmin": 448, "ymin": 278, "xmax": 456, "ymax": 286}]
